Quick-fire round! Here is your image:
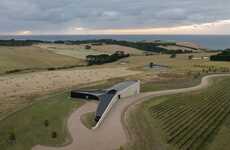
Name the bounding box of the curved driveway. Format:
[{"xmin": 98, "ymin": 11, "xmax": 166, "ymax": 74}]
[{"xmin": 32, "ymin": 74, "xmax": 230, "ymax": 150}]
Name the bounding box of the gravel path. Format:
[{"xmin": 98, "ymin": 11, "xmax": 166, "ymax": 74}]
[{"xmin": 32, "ymin": 74, "xmax": 230, "ymax": 150}]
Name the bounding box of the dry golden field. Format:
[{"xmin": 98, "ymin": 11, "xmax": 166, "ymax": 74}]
[
  {"xmin": 0, "ymin": 46, "xmax": 84, "ymax": 74},
  {"xmin": 36, "ymin": 43, "xmax": 143, "ymax": 59},
  {"xmin": 91, "ymin": 44, "xmax": 144, "ymax": 55},
  {"xmin": 36, "ymin": 44, "xmax": 110, "ymax": 59},
  {"xmin": 98, "ymin": 52, "xmax": 230, "ymax": 73}
]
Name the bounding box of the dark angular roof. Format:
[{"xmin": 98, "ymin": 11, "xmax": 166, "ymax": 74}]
[
  {"xmin": 71, "ymin": 89, "xmax": 106, "ymax": 97},
  {"xmin": 95, "ymin": 91, "xmax": 117, "ymax": 117},
  {"xmin": 71, "ymin": 80, "xmax": 138, "ymax": 120}
]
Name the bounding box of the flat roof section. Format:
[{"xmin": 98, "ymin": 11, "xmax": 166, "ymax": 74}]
[{"xmin": 107, "ymin": 80, "xmax": 137, "ymax": 92}]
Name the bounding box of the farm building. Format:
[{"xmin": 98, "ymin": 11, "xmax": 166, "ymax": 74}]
[
  {"xmin": 71, "ymin": 80, "xmax": 140, "ymax": 124},
  {"xmin": 192, "ymin": 56, "xmax": 209, "ymax": 60}
]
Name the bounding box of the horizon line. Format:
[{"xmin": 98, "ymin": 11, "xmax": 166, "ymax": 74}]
[{"xmin": 1, "ymin": 34, "xmax": 230, "ymax": 36}]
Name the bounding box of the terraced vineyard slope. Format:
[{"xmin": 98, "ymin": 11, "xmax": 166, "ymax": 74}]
[{"xmin": 127, "ymin": 77, "xmax": 230, "ymax": 150}]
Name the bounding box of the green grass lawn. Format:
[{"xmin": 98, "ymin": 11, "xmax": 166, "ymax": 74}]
[
  {"xmin": 126, "ymin": 77, "xmax": 230, "ymax": 150},
  {"xmin": 141, "ymin": 75, "xmax": 202, "ymax": 92},
  {"xmin": 0, "ymin": 92, "xmax": 84, "ymax": 150}
]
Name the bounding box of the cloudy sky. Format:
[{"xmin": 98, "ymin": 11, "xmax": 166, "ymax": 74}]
[{"xmin": 1, "ymin": 0, "xmax": 230, "ymax": 35}]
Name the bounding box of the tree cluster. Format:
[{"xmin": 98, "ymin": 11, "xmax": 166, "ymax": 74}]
[
  {"xmin": 86, "ymin": 51, "xmax": 129, "ymax": 65},
  {"xmin": 0, "ymin": 39, "xmax": 44, "ymax": 46},
  {"xmin": 210, "ymin": 49, "xmax": 230, "ymax": 61}
]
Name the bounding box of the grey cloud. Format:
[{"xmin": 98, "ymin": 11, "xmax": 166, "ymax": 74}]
[{"xmin": 0, "ymin": 0, "xmax": 230, "ymax": 33}]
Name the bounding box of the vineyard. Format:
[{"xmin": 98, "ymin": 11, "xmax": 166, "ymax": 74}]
[{"xmin": 150, "ymin": 78, "xmax": 230, "ymax": 150}]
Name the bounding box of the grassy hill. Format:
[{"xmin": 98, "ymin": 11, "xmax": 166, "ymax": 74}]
[
  {"xmin": 53, "ymin": 39, "xmax": 205, "ymax": 54},
  {"xmin": 0, "ymin": 46, "xmax": 84, "ymax": 75}
]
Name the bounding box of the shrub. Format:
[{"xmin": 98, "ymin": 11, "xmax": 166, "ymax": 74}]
[
  {"xmin": 85, "ymin": 45, "xmax": 91, "ymax": 49},
  {"xmin": 8, "ymin": 132, "xmax": 16, "ymax": 144},
  {"xmin": 188, "ymin": 55, "xmax": 194, "ymax": 60},
  {"xmin": 170, "ymin": 54, "xmax": 177, "ymax": 58},
  {"xmin": 86, "ymin": 51, "xmax": 129, "ymax": 65},
  {"xmin": 149, "ymin": 62, "xmax": 154, "ymax": 68},
  {"xmin": 51, "ymin": 131, "xmax": 58, "ymax": 139},
  {"xmin": 44, "ymin": 120, "xmax": 49, "ymax": 127}
]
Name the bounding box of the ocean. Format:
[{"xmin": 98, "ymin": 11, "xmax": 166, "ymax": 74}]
[{"xmin": 0, "ymin": 35, "xmax": 230, "ymax": 50}]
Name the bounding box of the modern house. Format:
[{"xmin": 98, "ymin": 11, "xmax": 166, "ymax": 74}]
[{"xmin": 71, "ymin": 80, "xmax": 140, "ymax": 127}]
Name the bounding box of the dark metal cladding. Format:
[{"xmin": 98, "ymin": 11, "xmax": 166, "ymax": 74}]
[
  {"xmin": 70, "ymin": 91, "xmax": 100, "ymax": 100},
  {"xmin": 70, "ymin": 90, "xmax": 105, "ymax": 100},
  {"xmin": 95, "ymin": 90, "xmax": 117, "ymax": 120}
]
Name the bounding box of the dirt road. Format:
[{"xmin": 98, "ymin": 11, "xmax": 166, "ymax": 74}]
[{"xmin": 32, "ymin": 74, "xmax": 230, "ymax": 150}]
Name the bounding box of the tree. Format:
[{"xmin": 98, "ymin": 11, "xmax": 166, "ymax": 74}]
[
  {"xmin": 85, "ymin": 45, "xmax": 91, "ymax": 49},
  {"xmin": 44, "ymin": 120, "xmax": 49, "ymax": 127},
  {"xmin": 86, "ymin": 52, "xmax": 129, "ymax": 65},
  {"xmin": 188, "ymin": 55, "xmax": 194, "ymax": 60},
  {"xmin": 210, "ymin": 49, "xmax": 230, "ymax": 61},
  {"xmin": 51, "ymin": 131, "xmax": 58, "ymax": 138},
  {"xmin": 149, "ymin": 62, "xmax": 154, "ymax": 68},
  {"xmin": 170, "ymin": 53, "xmax": 176, "ymax": 58},
  {"xmin": 8, "ymin": 132, "xmax": 16, "ymax": 144}
]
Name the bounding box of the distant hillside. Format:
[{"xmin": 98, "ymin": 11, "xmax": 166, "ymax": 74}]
[
  {"xmin": 176, "ymin": 42, "xmax": 207, "ymax": 50},
  {"xmin": 149, "ymin": 41, "xmax": 206, "ymax": 53},
  {"xmin": 0, "ymin": 39, "xmax": 205, "ymax": 54},
  {"xmin": 91, "ymin": 44, "xmax": 143, "ymax": 55},
  {"xmin": 0, "ymin": 46, "xmax": 84, "ymax": 75},
  {"xmin": 54, "ymin": 39, "xmax": 206, "ymax": 54}
]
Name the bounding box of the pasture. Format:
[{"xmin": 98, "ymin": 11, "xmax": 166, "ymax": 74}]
[
  {"xmin": 36, "ymin": 43, "xmax": 143, "ymax": 60},
  {"xmin": 0, "ymin": 46, "xmax": 84, "ymax": 75},
  {"xmin": 104, "ymin": 52, "xmax": 229, "ymax": 73},
  {"xmin": 36, "ymin": 44, "xmax": 111, "ymax": 59},
  {"xmin": 127, "ymin": 77, "xmax": 230, "ymax": 150},
  {"xmin": 91, "ymin": 44, "xmax": 144, "ymax": 55}
]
